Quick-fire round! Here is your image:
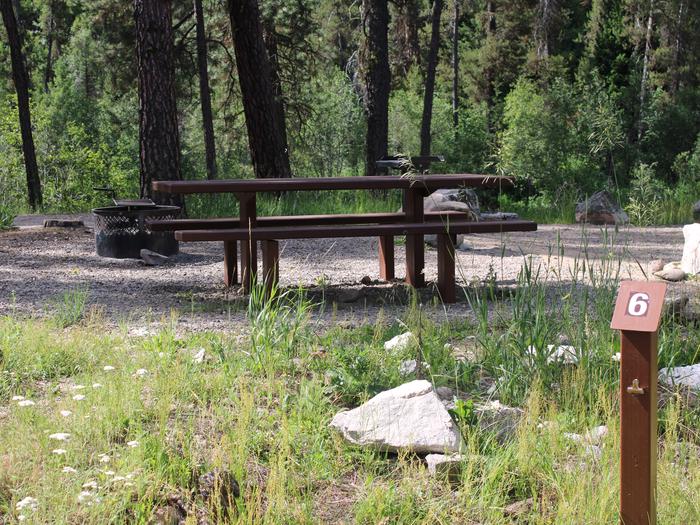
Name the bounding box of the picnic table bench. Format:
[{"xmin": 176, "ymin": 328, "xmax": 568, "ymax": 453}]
[{"xmin": 150, "ymin": 174, "xmax": 537, "ymax": 303}]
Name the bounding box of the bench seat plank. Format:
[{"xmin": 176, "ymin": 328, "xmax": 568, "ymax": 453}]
[
  {"xmin": 174, "ymin": 220, "xmax": 537, "ymax": 242},
  {"xmin": 147, "ymin": 211, "xmax": 478, "ymax": 231}
]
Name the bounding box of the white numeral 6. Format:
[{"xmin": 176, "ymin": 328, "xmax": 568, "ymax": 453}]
[{"xmin": 627, "ymin": 292, "xmax": 650, "ymax": 316}]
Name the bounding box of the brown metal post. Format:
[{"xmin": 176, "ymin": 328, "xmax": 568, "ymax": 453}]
[
  {"xmin": 223, "ymin": 241, "xmax": 237, "ymax": 286},
  {"xmin": 404, "ymin": 187, "xmax": 425, "ymax": 287},
  {"xmin": 620, "ymin": 329, "xmax": 657, "ymax": 525},
  {"xmin": 379, "ymin": 235, "xmax": 394, "ymax": 280},
  {"xmin": 237, "ymin": 192, "xmax": 257, "ymax": 293}
]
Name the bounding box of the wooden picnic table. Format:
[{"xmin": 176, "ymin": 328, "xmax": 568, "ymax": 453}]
[{"xmin": 152, "ymin": 174, "xmax": 518, "ymax": 295}]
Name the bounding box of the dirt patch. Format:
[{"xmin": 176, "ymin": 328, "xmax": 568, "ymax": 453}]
[{"xmin": 1, "ymin": 219, "xmax": 697, "ymax": 330}]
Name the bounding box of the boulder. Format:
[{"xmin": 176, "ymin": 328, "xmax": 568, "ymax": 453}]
[
  {"xmin": 424, "ymin": 188, "xmax": 480, "ymax": 219},
  {"xmin": 424, "ymin": 189, "xmax": 479, "ymax": 247},
  {"xmin": 329, "ymin": 380, "xmax": 465, "ymax": 453},
  {"xmin": 140, "ymin": 249, "xmax": 169, "ymax": 266},
  {"xmin": 659, "ymin": 363, "xmax": 700, "ymax": 391},
  {"xmin": 681, "ymin": 223, "xmax": 700, "ymax": 275},
  {"xmin": 654, "ymin": 262, "xmax": 686, "ymax": 282},
  {"xmin": 474, "ymin": 400, "xmax": 523, "ymax": 443},
  {"xmin": 575, "ymin": 191, "xmax": 629, "ymax": 225},
  {"xmin": 384, "ymin": 332, "xmax": 415, "ymax": 353}
]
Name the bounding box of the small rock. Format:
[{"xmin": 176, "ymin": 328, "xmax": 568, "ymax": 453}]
[
  {"xmin": 384, "ymin": 332, "xmax": 415, "ymax": 353},
  {"xmin": 649, "ymin": 259, "xmax": 665, "ymax": 273},
  {"xmin": 659, "ymin": 363, "xmax": 700, "ymax": 390},
  {"xmin": 575, "ymin": 190, "xmax": 629, "ymax": 225},
  {"xmin": 360, "ymin": 275, "xmax": 372, "ymax": 286},
  {"xmin": 140, "ymin": 249, "xmax": 169, "ymax": 266},
  {"xmin": 504, "ymin": 498, "xmax": 533, "ymax": 518},
  {"xmin": 198, "ymin": 469, "xmax": 240, "ymax": 514},
  {"xmin": 151, "ymin": 494, "xmax": 187, "ymax": 525},
  {"xmin": 664, "ymin": 295, "xmax": 690, "ymax": 318},
  {"xmin": 654, "ymin": 262, "xmax": 686, "ymax": 282},
  {"xmin": 474, "ymin": 400, "xmax": 523, "ymax": 443},
  {"xmin": 329, "ymin": 380, "xmax": 465, "ymax": 453},
  {"xmin": 425, "ymin": 453, "xmax": 463, "ymax": 480},
  {"xmin": 43, "ymin": 219, "xmax": 84, "ymax": 228},
  {"xmin": 398, "ymin": 359, "xmax": 417, "ymax": 376},
  {"xmin": 435, "ymin": 386, "xmax": 455, "ymax": 401}
]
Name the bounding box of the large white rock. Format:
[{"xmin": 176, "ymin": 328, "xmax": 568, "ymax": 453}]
[
  {"xmin": 384, "ymin": 332, "xmax": 415, "ymax": 353},
  {"xmin": 659, "ymin": 363, "xmax": 700, "ymax": 390},
  {"xmin": 681, "ymin": 223, "xmax": 700, "ymax": 275},
  {"xmin": 329, "ymin": 380, "xmax": 465, "ymax": 453}
]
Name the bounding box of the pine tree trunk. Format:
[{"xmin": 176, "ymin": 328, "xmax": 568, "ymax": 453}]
[
  {"xmin": 1, "ymin": 0, "xmax": 42, "ymax": 209},
  {"xmin": 638, "ymin": 0, "xmax": 654, "ymax": 142},
  {"xmin": 227, "ymin": 0, "xmax": 292, "ymax": 178},
  {"xmin": 134, "ymin": 0, "xmax": 182, "ymax": 206},
  {"xmin": 360, "ymin": 0, "xmax": 390, "ymax": 176},
  {"xmin": 194, "ymin": 0, "xmax": 217, "ymax": 179},
  {"xmin": 262, "ymin": 20, "xmax": 290, "ymax": 170},
  {"xmin": 452, "ymin": 0, "xmax": 459, "ymax": 129},
  {"xmin": 44, "ymin": 2, "xmax": 54, "ymax": 92},
  {"xmin": 420, "ymin": 0, "xmax": 443, "ymax": 156},
  {"xmin": 393, "ymin": 0, "xmax": 421, "ymax": 76}
]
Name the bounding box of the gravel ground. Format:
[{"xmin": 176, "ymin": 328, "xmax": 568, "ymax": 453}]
[{"xmin": 1, "ymin": 215, "xmax": 697, "ymax": 331}]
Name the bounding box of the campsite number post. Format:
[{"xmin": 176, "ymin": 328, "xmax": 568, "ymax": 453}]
[{"xmin": 611, "ymin": 281, "xmax": 667, "ymax": 525}]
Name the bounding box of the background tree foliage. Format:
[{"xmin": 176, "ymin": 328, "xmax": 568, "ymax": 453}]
[{"xmin": 0, "ymin": 0, "xmax": 699, "ymax": 219}]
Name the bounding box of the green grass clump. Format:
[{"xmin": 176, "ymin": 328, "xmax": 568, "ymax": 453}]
[{"xmin": 2, "ymin": 243, "xmax": 700, "ymax": 522}]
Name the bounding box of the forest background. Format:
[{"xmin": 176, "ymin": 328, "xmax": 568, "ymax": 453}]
[{"xmin": 1, "ymin": 0, "xmax": 700, "ymax": 225}]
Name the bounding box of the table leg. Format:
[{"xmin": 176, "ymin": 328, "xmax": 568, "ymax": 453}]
[
  {"xmin": 404, "ymin": 187, "xmax": 425, "ymax": 288},
  {"xmin": 238, "ymin": 192, "xmax": 257, "ymax": 293},
  {"xmin": 223, "ymin": 241, "xmax": 238, "ymax": 286},
  {"xmin": 379, "ymin": 236, "xmax": 394, "ymax": 280},
  {"xmin": 437, "ymin": 233, "xmax": 456, "ymax": 303},
  {"xmin": 262, "ymin": 240, "xmax": 279, "ymax": 299}
]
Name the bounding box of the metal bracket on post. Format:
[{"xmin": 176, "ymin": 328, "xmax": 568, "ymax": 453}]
[{"xmin": 611, "ymin": 280, "xmax": 666, "ymax": 525}]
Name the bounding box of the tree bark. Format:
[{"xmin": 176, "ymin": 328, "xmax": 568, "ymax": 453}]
[
  {"xmin": 638, "ymin": 0, "xmax": 654, "ymax": 142},
  {"xmin": 227, "ymin": 0, "xmax": 292, "ymax": 178},
  {"xmin": 194, "ymin": 0, "xmax": 217, "ymax": 179},
  {"xmin": 420, "ymin": 0, "xmax": 443, "ymax": 156},
  {"xmin": 452, "ymin": 0, "xmax": 459, "ymax": 129},
  {"xmin": 262, "ymin": 19, "xmax": 290, "ymax": 171},
  {"xmin": 44, "ymin": 1, "xmax": 54, "ymax": 91},
  {"xmin": 360, "ymin": 0, "xmax": 390, "ymax": 176},
  {"xmin": 134, "ymin": 0, "xmax": 182, "ymax": 206},
  {"xmin": 1, "ymin": 0, "xmax": 42, "ymax": 209},
  {"xmin": 393, "ymin": 0, "xmax": 421, "ymax": 76}
]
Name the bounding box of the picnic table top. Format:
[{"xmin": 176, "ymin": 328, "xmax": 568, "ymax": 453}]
[{"xmin": 152, "ymin": 174, "xmax": 514, "ymax": 194}]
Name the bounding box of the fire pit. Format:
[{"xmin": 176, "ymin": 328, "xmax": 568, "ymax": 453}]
[{"xmin": 92, "ymin": 189, "xmax": 180, "ymax": 259}]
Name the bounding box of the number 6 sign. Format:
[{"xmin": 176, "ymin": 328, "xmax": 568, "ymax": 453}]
[
  {"xmin": 611, "ymin": 281, "xmax": 666, "ymax": 332},
  {"xmin": 611, "ymin": 280, "xmax": 666, "ymax": 525}
]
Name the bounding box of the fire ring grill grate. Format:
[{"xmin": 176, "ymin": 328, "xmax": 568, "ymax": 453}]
[{"xmin": 93, "ymin": 205, "xmax": 180, "ymax": 259}]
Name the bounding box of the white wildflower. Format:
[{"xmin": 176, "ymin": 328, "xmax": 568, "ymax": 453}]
[
  {"xmin": 52, "ymin": 449, "xmax": 67, "ymax": 455},
  {"xmin": 16, "ymin": 497, "xmax": 38, "ymax": 512},
  {"xmin": 62, "ymin": 466, "xmax": 77, "ymax": 473},
  {"xmin": 103, "ymin": 470, "xmax": 115, "ymax": 476},
  {"xmin": 49, "ymin": 433, "xmax": 70, "ymax": 441},
  {"xmin": 123, "ymin": 482, "xmax": 135, "ymax": 487},
  {"xmin": 92, "ymin": 383, "xmax": 103, "ymax": 389},
  {"xmin": 126, "ymin": 440, "xmax": 139, "ymax": 448},
  {"xmin": 72, "ymin": 385, "xmax": 86, "ymax": 391},
  {"xmin": 60, "ymin": 410, "xmax": 72, "ymax": 417},
  {"xmin": 110, "ymin": 476, "xmax": 126, "ymax": 482},
  {"xmin": 82, "ymin": 481, "xmax": 98, "ymax": 490},
  {"xmin": 77, "ymin": 491, "xmax": 97, "ymax": 504},
  {"xmin": 103, "ymin": 365, "xmax": 115, "ymax": 371},
  {"xmin": 17, "ymin": 400, "xmax": 35, "ymax": 407},
  {"xmin": 134, "ymin": 369, "xmax": 148, "ymax": 377},
  {"xmin": 73, "ymin": 394, "xmax": 86, "ymax": 401},
  {"xmin": 98, "ymin": 454, "xmax": 110, "ymax": 463},
  {"xmin": 17, "ymin": 515, "xmax": 26, "ymax": 521},
  {"xmin": 612, "ymin": 352, "xmax": 621, "ymax": 362},
  {"xmin": 11, "ymin": 395, "xmax": 25, "ymax": 401}
]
